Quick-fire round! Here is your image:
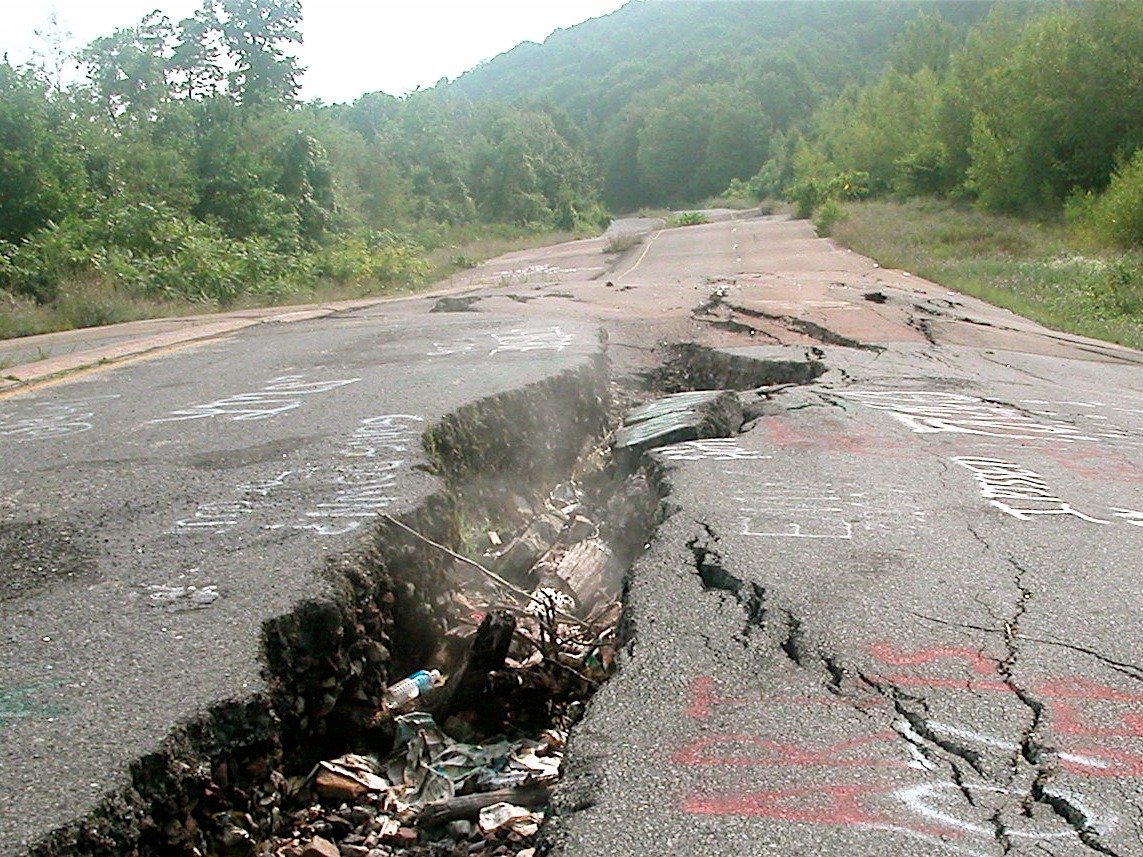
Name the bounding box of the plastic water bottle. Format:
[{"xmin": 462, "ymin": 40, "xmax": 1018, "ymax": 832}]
[{"xmin": 383, "ymin": 669, "xmax": 441, "ymax": 710}]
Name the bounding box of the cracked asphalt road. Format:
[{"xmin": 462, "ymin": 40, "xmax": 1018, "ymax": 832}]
[
  {"xmin": 547, "ymin": 340, "xmax": 1141, "ymax": 853},
  {"xmin": 461, "ymin": 217, "xmax": 1139, "ymax": 856},
  {"xmin": 1, "ymin": 213, "xmax": 1140, "ymax": 855},
  {"xmin": 0, "ymin": 310, "xmax": 601, "ymax": 853}
]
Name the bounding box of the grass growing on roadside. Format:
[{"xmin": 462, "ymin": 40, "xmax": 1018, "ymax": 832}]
[
  {"xmin": 0, "ymin": 224, "xmax": 591, "ymax": 343},
  {"xmin": 604, "ymin": 232, "xmax": 643, "ymax": 254},
  {"xmin": 670, "ymin": 211, "xmax": 710, "ymax": 227},
  {"xmin": 828, "ymin": 200, "xmax": 1142, "ymax": 349}
]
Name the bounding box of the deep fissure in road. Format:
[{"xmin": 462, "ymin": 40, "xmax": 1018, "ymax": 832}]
[
  {"xmin": 26, "ymin": 344, "xmax": 828, "ymax": 857},
  {"xmin": 25, "ymin": 339, "xmax": 1124, "ymax": 857}
]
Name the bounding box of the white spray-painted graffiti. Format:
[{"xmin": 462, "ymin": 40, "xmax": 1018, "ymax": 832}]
[
  {"xmin": 0, "ymin": 395, "xmax": 120, "ymax": 440},
  {"xmin": 172, "ymin": 415, "xmax": 423, "ymax": 537},
  {"xmin": 173, "ymin": 497, "xmax": 258, "ymax": 533},
  {"xmin": 340, "ymin": 414, "xmax": 420, "ymax": 457},
  {"xmin": 430, "ymin": 326, "xmax": 576, "ymax": 357},
  {"xmin": 150, "ymin": 375, "xmax": 359, "ymax": 424},
  {"xmin": 895, "ymin": 782, "xmax": 1114, "ymax": 843},
  {"xmin": 1021, "ymin": 397, "xmax": 1143, "ymax": 420},
  {"xmin": 490, "ymin": 326, "xmax": 576, "ymax": 355},
  {"xmin": 734, "ymin": 483, "xmax": 925, "ymax": 540},
  {"xmin": 679, "ymin": 642, "xmax": 1141, "ymax": 855},
  {"xmin": 951, "ymin": 457, "xmax": 1110, "ymax": 524},
  {"xmin": 1110, "ymin": 508, "xmax": 1143, "ymax": 527},
  {"xmin": 490, "ymin": 264, "xmax": 581, "ymax": 284},
  {"xmin": 295, "ymin": 459, "xmax": 406, "ymax": 535},
  {"xmin": 292, "ymin": 415, "xmax": 423, "ymax": 535},
  {"xmin": 656, "ymin": 439, "xmax": 770, "ymax": 462},
  {"xmin": 737, "ymin": 485, "xmax": 853, "ymax": 539},
  {"xmin": 840, "ymin": 391, "xmax": 1099, "ymax": 442}
]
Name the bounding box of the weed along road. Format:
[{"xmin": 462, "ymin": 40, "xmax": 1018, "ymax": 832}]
[{"xmin": 1, "ymin": 213, "xmax": 1141, "ymax": 856}]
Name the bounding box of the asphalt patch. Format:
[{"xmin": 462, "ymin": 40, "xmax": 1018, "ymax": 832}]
[{"xmin": 0, "ymin": 520, "xmax": 96, "ymax": 601}]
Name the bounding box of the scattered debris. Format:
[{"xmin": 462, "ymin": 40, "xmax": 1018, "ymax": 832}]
[
  {"xmin": 146, "ymin": 583, "xmax": 220, "ymax": 610},
  {"xmin": 378, "ymin": 670, "xmax": 443, "ymax": 720},
  {"xmin": 254, "ymin": 464, "xmax": 640, "ymax": 857},
  {"xmin": 266, "ymin": 708, "xmax": 565, "ymax": 856}
]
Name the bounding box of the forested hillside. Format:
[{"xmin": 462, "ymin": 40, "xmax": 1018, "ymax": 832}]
[
  {"xmin": 1, "ymin": 0, "xmax": 1139, "ymax": 341},
  {"xmin": 450, "ymin": 0, "xmax": 995, "ymax": 208}
]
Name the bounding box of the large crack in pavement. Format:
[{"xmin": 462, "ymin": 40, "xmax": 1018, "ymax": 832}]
[
  {"xmin": 18, "ymin": 331, "xmax": 1137, "ymax": 857},
  {"xmin": 684, "ymin": 523, "xmax": 829, "ymax": 678},
  {"xmin": 22, "ymin": 338, "xmax": 833, "ymax": 856},
  {"xmin": 1000, "ymin": 557, "xmax": 1125, "ymax": 857},
  {"xmin": 691, "ymin": 289, "xmax": 885, "ymax": 352},
  {"xmin": 25, "ymin": 356, "xmax": 621, "ymax": 856}
]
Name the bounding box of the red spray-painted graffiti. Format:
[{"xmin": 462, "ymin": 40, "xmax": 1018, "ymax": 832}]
[
  {"xmin": 761, "ymin": 417, "xmax": 916, "ymax": 458},
  {"xmin": 674, "ymin": 643, "xmax": 1143, "ymax": 848}
]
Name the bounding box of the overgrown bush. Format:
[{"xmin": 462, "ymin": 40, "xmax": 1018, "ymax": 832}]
[
  {"xmin": 1065, "ymin": 149, "xmax": 1143, "ymax": 249},
  {"xmin": 0, "ymin": 217, "xmax": 99, "ymax": 303},
  {"xmin": 309, "ymin": 231, "xmax": 428, "ymax": 286},
  {"xmin": 670, "ymin": 211, "xmax": 709, "ymax": 227},
  {"xmin": 786, "ymin": 170, "xmax": 869, "ymax": 219},
  {"xmin": 1087, "ymin": 253, "xmax": 1142, "ymax": 317},
  {"xmin": 814, "ymin": 199, "xmax": 846, "ymax": 235},
  {"xmin": 144, "ymin": 233, "xmax": 302, "ymax": 305}
]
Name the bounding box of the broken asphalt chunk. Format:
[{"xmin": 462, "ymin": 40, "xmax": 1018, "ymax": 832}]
[{"xmin": 614, "ymin": 389, "xmax": 743, "ymax": 456}]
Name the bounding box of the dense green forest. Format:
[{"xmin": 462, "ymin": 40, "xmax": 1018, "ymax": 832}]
[{"xmin": 1, "ymin": 0, "xmax": 1139, "ymax": 340}]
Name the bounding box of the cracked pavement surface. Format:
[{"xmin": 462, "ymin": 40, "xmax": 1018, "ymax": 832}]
[
  {"xmin": 550, "ymin": 338, "xmax": 1141, "ymax": 856},
  {"xmin": 0, "ymin": 309, "xmax": 601, "ymax": 853},
  {"xmin": 1, "ymin": 213, "xmax": 1140, "ymax": 854},
  {"xmin": 489, "ymin": 218, "xmax": 1138, "ymax": 857}
]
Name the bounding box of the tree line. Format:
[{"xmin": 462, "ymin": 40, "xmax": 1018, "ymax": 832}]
[
  {"xmin": 2, "ymin": 0, "xmax": 1138, "ymax": 326},
  {"xmin": 776, "ymin": 2, "xmax": 1141, "ymax": 247},
  {"xmin": 0, "ymin": 0, "xmax": 604, "ymax": 313}
]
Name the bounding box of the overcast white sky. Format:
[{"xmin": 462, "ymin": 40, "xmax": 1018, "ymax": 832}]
[{"xmin": 1, "ymin": 0, "xmax": 632, "ymax": 103}]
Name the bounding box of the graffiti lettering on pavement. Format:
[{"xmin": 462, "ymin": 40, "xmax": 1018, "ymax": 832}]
[
  {"xmin": 0, "ymin": 395, "xmax": 120, "ymax": 440},
  {"xmin": 173, "ymin": 415, "xmax": 424, "ymax": 537},
  {"xmin": 150, "ymin": 375, "xmax": 359, "ymax": 423},
  {"xmin": 1111, "ymin": 508, "xmax": 1143, "ymax": 527},
  {"xmin": 675, "ymin": 642, "xmax": 1141, "ymax": 852},
  {"xmin": 840, "ymin": 391, "xmax": 1098, "ymax": 442},
  {"xmin": 734, "ymin": 483, "xmax": 925, "ymax": 540},
  {"xmin": 656, "ymin": 439, "xmax": 770, "ymax": 462},
  {"xmin": 952, "ymin": 456, "xmax": 1110, "ymax": 524},
  {"xmin": 173, "ymin": 497, "xmax": 257, "ymax": 534},
  {"xmin": 430, "ymin": 327, "xmax": 577, "ymax": 356},
  {"xmin": 289, "ymin": 414, "xmax": 423, "ymax": 536},
  {"xmin": 490, "ymin": 326, "xmax": 576, "ymax": 354}
]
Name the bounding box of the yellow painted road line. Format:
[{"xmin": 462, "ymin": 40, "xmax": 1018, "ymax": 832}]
[{"xmin": 617, "ymin": 229, "xmax": 663, "ymax": 281}]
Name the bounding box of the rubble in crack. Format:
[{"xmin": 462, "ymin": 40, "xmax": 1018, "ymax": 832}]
[
  {"xmin": 254, "ymin": 467, "xmax": 647, "ymax": 857},
  {"xmin": 274, "ymin": 719, "xmax": 564, "ymax": 857}
]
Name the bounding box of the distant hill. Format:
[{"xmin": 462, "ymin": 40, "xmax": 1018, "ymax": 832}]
[{"xmin": 440, "ymin": 1, "xmax": 997, "ymax": 206}]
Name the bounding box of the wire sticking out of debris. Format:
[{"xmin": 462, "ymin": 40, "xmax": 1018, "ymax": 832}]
[
  {"xmin": 380, "ymin": 514, "xmax": 591, "ymax": 631},
  {"xmin": 255, "ymin": 471, "xmax": 639, "ymax": 857}
]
